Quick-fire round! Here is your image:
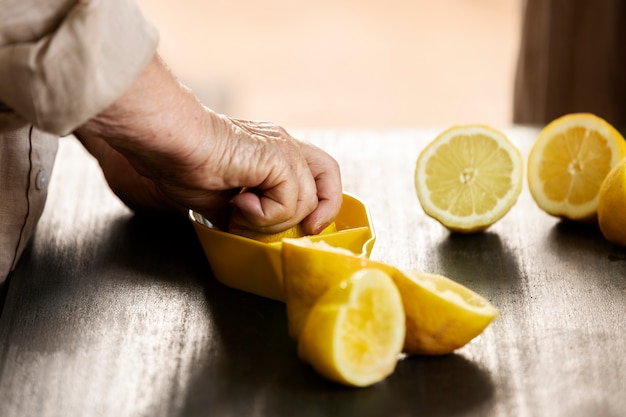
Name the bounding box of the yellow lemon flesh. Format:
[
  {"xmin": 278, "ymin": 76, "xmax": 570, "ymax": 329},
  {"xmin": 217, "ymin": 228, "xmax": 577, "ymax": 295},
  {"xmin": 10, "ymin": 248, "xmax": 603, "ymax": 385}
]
[
  {"xmin": 598, "ymin": 157, "xmax": 626, "ymax": 246},
  {"xmin": 281, "ymin": 237, "xmax": 498, "ymax": 355},
  {"xmin": 393, "ymin": 270, "xmax": 499, "ymax": 355},
  {"xmin": 527, "ymin": 113, "xmax": 626, "ymax": 221},
  {"xmin": 229, "ymin": 222, "xmax": 336, "ymax": 243},
  {"xmin": 414, "ymin": 125, "xmax": 523, "ymax": 233},
  {"xmin": 297, "ymin": 268, "xmax": 405, "ymax": 387}
]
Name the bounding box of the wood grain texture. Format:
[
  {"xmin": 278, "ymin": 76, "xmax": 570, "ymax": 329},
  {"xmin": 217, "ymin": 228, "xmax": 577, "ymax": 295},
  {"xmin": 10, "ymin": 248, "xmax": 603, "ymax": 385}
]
[{"xmin": 1, "ymin": 130, "xmax": 624, "ymax": 417}]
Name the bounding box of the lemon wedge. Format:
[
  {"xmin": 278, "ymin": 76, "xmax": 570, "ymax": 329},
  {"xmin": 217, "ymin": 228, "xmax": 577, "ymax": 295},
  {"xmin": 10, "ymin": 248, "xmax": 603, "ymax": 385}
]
[
  {"xmin": 297, "ymin": 268, "xmax": 405, "ymax": 387},
  {"xmin": 414, "ymin": 124, "xmax": 523, "ymax": 233},
  {"xmin": 598, "ymin": 157, "xmax": 626, "ymax": 246},
  {"xmin": 527, "ymin": 113, "xmax": 626, "ymax": 221},
  {"xmin": 393, "ymin": 269, "xmax": 499, "ymax": 355},
  {"xmin": 282, "ymin": 238, "xmax": 368, "ymax": 340}
]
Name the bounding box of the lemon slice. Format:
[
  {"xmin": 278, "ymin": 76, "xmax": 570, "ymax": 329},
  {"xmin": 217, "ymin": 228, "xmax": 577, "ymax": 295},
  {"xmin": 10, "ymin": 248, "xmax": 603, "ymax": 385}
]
[
  {"xmin": 414, "ymin": 125, "xmax": 523, "ymax": 233},
  {"xmin": 527, "ymin": 113, "xmax": 626, "ymax": 221},
  {"xmin": 598, "ymin": 157, "xmax": 626, "ymax": 246},
  {"xmin": 282, "ymin": 237, "xmax": 498, "ymax": 355},
  {"xmin": 297, "ymin": 268, "xmax": 405, "ymax": 387},
  {"xmin": 393, "ymin": 269, "xmax": 499, "ymax": 355}
]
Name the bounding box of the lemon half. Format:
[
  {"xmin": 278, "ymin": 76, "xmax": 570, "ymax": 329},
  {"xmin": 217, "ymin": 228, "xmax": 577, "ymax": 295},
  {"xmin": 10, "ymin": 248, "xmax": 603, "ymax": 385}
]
[
  {"xmin": 527, "ymin": 113, "xmax": 626, "ymax": 221},
  {"xmin": 415, "ymin": 125, "xmax": 523, "ymax": 233},
  {"xmin": 394, "ymin": 270, "xmax": 499, "ymax": 355},
  {"xmin": 598, "ymin": 157, "xmax": 626, "ymax": 246},
  {"xmin": 298, "ymin": 268, "xmax": 405, "ymax": 387},
  {"xmin": 229, "ymin": 222, "xmax": 337, "ymax": 243}
]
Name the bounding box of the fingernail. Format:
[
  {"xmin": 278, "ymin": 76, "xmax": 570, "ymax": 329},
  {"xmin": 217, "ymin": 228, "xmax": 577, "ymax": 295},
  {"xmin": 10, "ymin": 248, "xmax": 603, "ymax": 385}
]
[{"xmin": 313, "ymin": 222, "xmax": 329, "ymax": 235}]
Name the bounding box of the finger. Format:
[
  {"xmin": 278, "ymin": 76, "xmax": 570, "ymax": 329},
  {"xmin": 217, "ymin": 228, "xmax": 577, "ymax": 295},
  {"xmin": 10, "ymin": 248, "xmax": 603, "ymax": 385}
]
[
  {"xmin": 300, "ymin": 144, "xmax": 343, "ymax": 235},
  {"xmin": 229, "ymin": 174, "xmax": 300, "ymax": 231},
  {"xmin": 230, "ymin": 188, "xmax": 289, "ymax": 225},
  {"xmin": 230, "ymin": 157, "xmax": 318, "ymax": 233}
]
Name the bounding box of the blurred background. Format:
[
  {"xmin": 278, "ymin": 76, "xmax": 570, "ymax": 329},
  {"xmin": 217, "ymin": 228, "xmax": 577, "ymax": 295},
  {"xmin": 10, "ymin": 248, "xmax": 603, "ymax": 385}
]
[{"xmin": 136, "ymin": 0, "xmax": 522, "ymax": 129}]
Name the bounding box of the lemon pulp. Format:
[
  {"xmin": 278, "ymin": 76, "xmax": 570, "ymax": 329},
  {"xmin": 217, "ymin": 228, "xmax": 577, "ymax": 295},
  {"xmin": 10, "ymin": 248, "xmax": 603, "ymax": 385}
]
[
  {"xmin": 297, "ymin": 268, "xmax": 405, "ymax": 387},
  {"xmin": 415, "ymin": 125, "xmax": 523, "ymax": 233},
  {"xmin": 527, "ymin": 113, "xmax": 626, "ymax": 221}
]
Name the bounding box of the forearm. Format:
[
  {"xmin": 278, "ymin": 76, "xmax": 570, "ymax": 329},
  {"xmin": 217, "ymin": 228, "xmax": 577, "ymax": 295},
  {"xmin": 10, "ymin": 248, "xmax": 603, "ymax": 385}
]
[{"xmin": 76, "ymin": 54, "xmax": 220, "ymax": 182}]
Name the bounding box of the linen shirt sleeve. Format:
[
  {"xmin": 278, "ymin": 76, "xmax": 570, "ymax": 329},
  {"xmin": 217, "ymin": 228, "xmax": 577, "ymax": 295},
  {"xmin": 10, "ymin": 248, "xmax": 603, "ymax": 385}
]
[
  {"xmin": 0, "ymin": 126, "xmax": 58, "ymax": 283},
  {"xmin": 0, "ymin": 0, "xmax": 159, "ymax": 284},
  {"xmin": 0, "ymin": 0, "xmax": 159, "ymax": 135}
]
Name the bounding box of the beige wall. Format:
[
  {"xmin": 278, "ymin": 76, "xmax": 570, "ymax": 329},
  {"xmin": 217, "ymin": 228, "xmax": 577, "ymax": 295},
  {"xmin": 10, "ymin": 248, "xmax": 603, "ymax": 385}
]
[{"xmin": 137, "ymin": 0, "xmax": 522, "ymax": 129}]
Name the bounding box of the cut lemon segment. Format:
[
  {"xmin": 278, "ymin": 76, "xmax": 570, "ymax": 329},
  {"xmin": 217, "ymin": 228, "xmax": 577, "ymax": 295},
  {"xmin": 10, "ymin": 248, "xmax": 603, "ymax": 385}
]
[
  {"xmin": 282, "ymin": 237, "xmax": 498, "ymax": 355},
  {"xmin": 393, "ymin": 270, "xmax": 499, "ymax": 355},
  {"xmin": 414, "ymin": 125, "xmax": 523, "ymax": 233},
  {"xmin": 297, "ymin": 268, "xmax": 405, "ymax": 387},
  {"xmin": 527, "ymin": 113, "xmax": 626, "ymax": 221},
  {"xmin": 282, "ymin": 238, "xmax": 369, "ymax": 340},
  {"xmin": 598, "ymin": 157, "xmax": 626, "ymax": 246}
]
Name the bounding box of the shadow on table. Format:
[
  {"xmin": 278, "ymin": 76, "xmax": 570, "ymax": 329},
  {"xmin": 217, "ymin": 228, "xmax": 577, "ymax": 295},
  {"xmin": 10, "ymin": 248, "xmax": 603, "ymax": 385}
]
[
  {"xmin": 547, "ymin": 220, "xmax": 626, "ymax": 261},
  {"xmin": 0, "ymin": 210, "xmax": 215, "ymax": 347},
  {"xmin": 544, "ymin": 220, "xmax": 626, "ymax": 291},
  {"xmin": 434, "ymin": 231, "xmax": 523, "ymax": 296}
]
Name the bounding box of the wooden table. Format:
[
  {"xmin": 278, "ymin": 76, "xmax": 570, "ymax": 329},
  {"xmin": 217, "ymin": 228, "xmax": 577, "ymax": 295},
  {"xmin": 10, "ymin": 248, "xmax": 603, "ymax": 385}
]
[{"xmin": 1, "ymin": 128, "xmax": 624, "ymax": 417}]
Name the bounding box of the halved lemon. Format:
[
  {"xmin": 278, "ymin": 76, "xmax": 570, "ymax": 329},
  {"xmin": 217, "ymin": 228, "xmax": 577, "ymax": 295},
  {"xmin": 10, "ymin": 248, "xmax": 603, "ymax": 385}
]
[
  {"xmin": 229, "ymin": 222, "xmax": 336, "ymax": 243},
  {"xmin": 598, "ymin": 157, "xmax": 626, "ymax": 246},
  {"xmin": 282, "ymin": 237, "xmax": 498, "ymax": 355},
  {"xmin": 393, "ymin": 270, "xmax": 499, "ymax": 355},
  {"xmin": 297, "ymin": 268, "xmax": 405, "ymax": 387},
  {"xmin": 282, "ymin": 238, "xmax": 369, "ymax": 340},
  {"xmin": 414, "ymin": 125, "xmax": 523, "ymax": 233},
  {"xmin": 527, "ymin": 113, "xmax": 626, "ymax": 221}
]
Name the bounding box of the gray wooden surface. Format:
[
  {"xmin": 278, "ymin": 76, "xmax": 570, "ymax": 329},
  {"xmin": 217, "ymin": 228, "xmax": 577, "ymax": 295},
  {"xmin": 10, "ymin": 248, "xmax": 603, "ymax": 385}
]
[{"xmin": 1, "ymin": 128, "xmax": 624, "ymax": 417}]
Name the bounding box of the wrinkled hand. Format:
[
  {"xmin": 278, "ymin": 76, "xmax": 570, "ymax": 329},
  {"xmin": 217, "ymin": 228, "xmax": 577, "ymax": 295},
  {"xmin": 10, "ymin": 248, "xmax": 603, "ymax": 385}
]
[
  {"xmin": 75, "ymin": 54, "xmax": 342, "ymax": 234},
  {"xmin": 168, "ymin": 115, "xmax": 342, "ymax": 234}
]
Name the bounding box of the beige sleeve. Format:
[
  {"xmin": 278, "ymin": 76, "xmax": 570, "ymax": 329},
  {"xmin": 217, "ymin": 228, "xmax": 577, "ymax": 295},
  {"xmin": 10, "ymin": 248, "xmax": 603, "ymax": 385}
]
[
  {"xmin": 0, "ymin": 0, "xmax": 159, "ymax": 135},
  {"xmin": 0, "ymin": 127, "xmax": 58, "ymax": 282}
]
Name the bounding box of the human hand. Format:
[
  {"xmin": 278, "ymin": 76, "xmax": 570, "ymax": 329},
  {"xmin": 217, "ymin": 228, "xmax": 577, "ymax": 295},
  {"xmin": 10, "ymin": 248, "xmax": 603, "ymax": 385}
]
[
  {"xmin": 75, "ymin": 54, "xmax": 342, "ymax": 235},
  {"xmin": 169, "ymin": 115, "xmax": 343, "ymax": 235}
]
